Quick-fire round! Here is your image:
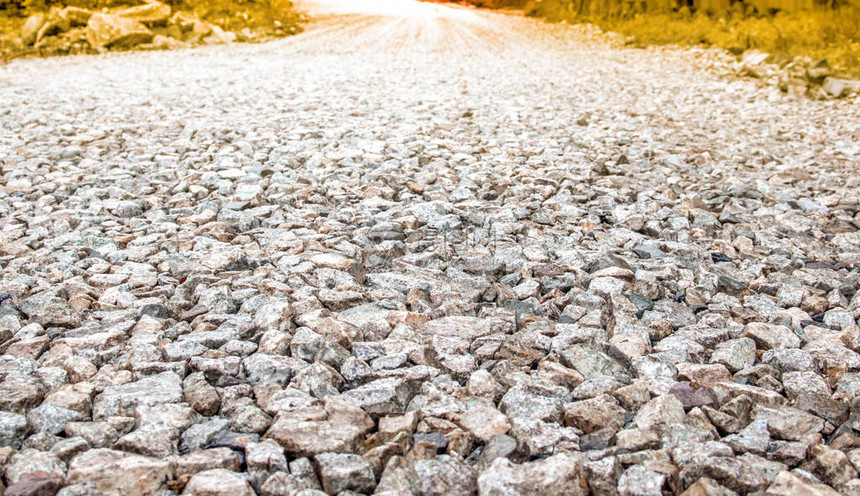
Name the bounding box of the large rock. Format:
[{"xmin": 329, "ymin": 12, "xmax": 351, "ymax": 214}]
[
  {"xmin": 742, "ymin": 323, "xmax": 801, "ymax": 350},
  {"xmin": 459, "ymin": 404, "xmax": 511, "ymax": 442},
  {"xmin": 498, "ymin": 381, "xmax": 567, "ymax": 424},
  {"xmin": 117, "ymin": 1, "xmax": 171, "ymax": 26},
  {"xmin": 67, "ymin": 449, "xmax": 173, "ymax": 496},
  {"xmin": 0, "ymin": 378, "xmax": 44, "ymax": 415},
  {"xmin": 28, "ymin": 403, "xmax": 84, "ymax": 435},
  {"xmin": 477, "ymin": 453, "xmax": 588, "ymax": 496},
  {"xmin": 314, "ymin": 453, "xmax": 376, "ymax": 494},
  {"xmin": 182, "ymin": 469, "xmax": 255, "ymax": 496},
  {"xmin": 86, "ymin": 13, "xmax": 153, "ymax": 50},
  {"xmin": 668, "ymin": 381, "xmax": 717, "ymax": 410},
  {"xmin": 617, "ymin": 465, "xmax": 665, "ymax": 496},
  {"xmin": 680, "ymin": 477, "xmax": 737, "ymax": 496},
  {"xmin": 710, "ymin": 338, "xmax": 756, "ymax": 373},
  {"xmin": 245, "ymin": 440, "xmax": 287, "ymax": 472},
  {"xmin": 264, "ymin": 396, "xmax": 374, "ymax": 456},
  {"xmin": 634, "ymin": 394, "xmax": 686, "ymax": 432},
  {"xmin": 822, "ymin": 76, "xmax": 860, "ymax": 98},
  {"xmin": 752, "ymin": 405, "xmax": 824, "ymax": 441},
  {"xmin": 30, "ymin": 6, "xmax": 93, "ymax": 46},
  {"xmin": 60, "ymin": 6, "xmax": 93, "ymax": 26},
  {"xmin": 21, "ymin": 13, "xmax": 47, "ymax": 46},
  {"xmin": 690, "ymin": 453, "xmax": 786, "ymax": 493},
  {"xmin": 0, "ymin": 411, "xmax": 29, "ymax": 447},
  {"xmin": 418, "ymin": 316, "xmax": 501, "ymax": 342},
  {"xmin": 564, "ymin": 395, "xmax": 628, "ymax": 434},
  {"xmin": 340, "ymin": 377, "xmax": 416, "ymax": 417},
  {"xmin": 4, "ymin": 471, "xmax": 64, "ymax": 496},
  {"xmin": 765, "ymin": 470, "xmax": 841, "ymax": 496},
  {"xmin": 806, "ymin": 444, "xmax": 857, "ymax": 487},
  {"xmin": 377, "ymin": 454, "xmax": 476, "ymax": 496},
  {"xmin": 176, "ymin": 448, "xmax": 241, "ymax": 477},
  {"xmin": 17, "ymin": 289, "xmax": 81, "ymax": 328},
  {"xmin": 559, "ymin": 344, "xmax": 632, "ymax": 384},
  {"xmin": 6, "ymin": 451, "xmax": 66, "ymax": 484},
  {"xmin": 92, "ymin": 372, "xmax": 183, "ymax": 419}
]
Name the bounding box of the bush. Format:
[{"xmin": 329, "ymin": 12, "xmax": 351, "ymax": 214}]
[
  {"xmin": 2, "ymin": 0, "xmax": 302, "ymax": 38},
  {"xmin": 182, "ymin": 0, "xmax": 301, "ymax": 30},
  {"xmin": 461, "ymin": 0, "xmax": 531, "ymax": 8},
  {"xmin": 526, "ymin": 0, "xmax": 860, "ymax": 76}
]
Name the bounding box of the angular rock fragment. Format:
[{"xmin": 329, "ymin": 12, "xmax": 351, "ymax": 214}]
[
  {"xmin": 314, "ymin": 452, "xmax": 376, "ymax": 494},
  {"xmin": 86, "ymin": 13, "xmax": 153, "ymax": 50},
  {"xmin": 182, "ymin": 468, "xmax": 255, "ymax": 496},
  {"xmin": 265, "ymin": 397, "xmax": 373, "ymax": 456},
  {"xmin": 67, "ymin": 449, "xmax": 173, "ymax": 496},
  {"xmin": 477, "ymin": 453, "xmax": 587, "ymax": 496}
]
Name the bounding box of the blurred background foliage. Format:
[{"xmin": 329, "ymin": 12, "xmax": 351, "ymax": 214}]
[
  {"xmin": 2, "ymin": 0, "xmax": 857, "ymax": 76},
  {"xmin": 0, "ymin": 0, "xmax": 301, "ymax": 31},
  {"xmin": 466, "ymin": 0, "xmax": 860, "ymax": 76}
]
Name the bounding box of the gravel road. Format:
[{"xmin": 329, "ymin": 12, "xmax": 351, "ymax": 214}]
[{"xmin": 1, "ymin": 1, "xmax": 860, "ymax": 494}]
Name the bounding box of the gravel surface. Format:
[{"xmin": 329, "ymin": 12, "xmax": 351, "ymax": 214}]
[{"xmin": 2, "ymin": 0, "xmax": 860, "ymax": 495}]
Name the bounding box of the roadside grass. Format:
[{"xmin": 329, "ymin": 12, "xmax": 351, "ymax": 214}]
[
  {"xmin": 179, "ymin": 0, "xmax": 303, "ymax": 32},
  {"xmin": 0, "ymin": 0, "xmax": 303, "ymax": 40},
  {"xmin": 526, "ymin": 1, "xmax": 860, "ymax": 76},
  {"xmin": 0, "ymin": 0, "xmax": 302, "ymax": 60}
]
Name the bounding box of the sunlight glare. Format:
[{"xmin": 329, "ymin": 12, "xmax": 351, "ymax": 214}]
[{"xmin": 296, "ymin": 0, "xmax": 460, "ymax": 19}]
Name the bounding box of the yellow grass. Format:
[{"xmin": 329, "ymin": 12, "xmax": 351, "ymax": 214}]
[
  {"xmin": 527, "ymin": 1, "xmax": 860, "ymax": 76},
  {"xmin": 0, "ymin": 0, "xmax": 302, "ymax": 32}
]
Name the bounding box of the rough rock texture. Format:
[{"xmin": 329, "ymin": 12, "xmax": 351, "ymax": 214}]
[
  {"xmin": 737, "ymin": 49, "xmax": 860, "ymax": 99},
  {"xmin": 477, "ymin": 453, "xmax": 587, "ymax": 495},
  {"xmin": 4, "ymin": 471, "xmax": 65, "ymax": 496},
  {"xmin": 182, "ymin": 468, "xmax": 255, "ymax": 496},
  {"xmin": 66, "ymin": 449, "xmax": 173, "ymax": 495},
  {"xmin": 85, "ymin": 13, "xmax": 153, "ymax": 50},
  {"xmin": 1, "ymin": 0, "xmax": 859, "ymax": 494},
  {"xmin": 12, "ymin": 0, "xmax": 275, "ymax": 59}
]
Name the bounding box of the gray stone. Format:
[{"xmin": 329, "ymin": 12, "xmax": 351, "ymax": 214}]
[
  {"xmin": 314, "ymin": 452, "xmax": 376, "ymax": 494},
  {"xmin": 92, "ymin": 372, "xmax": 183, "ymax": 419},
  {"xmin": 4, "ymin": 471, "xmax": 65, "ymax": 496},
  {"xmin": 617, "ymin": 465, "xmax": 664, "ymax": 496},
  {"xmin": 634, "ymin": 394, "xmax": 686, "ymax": 432},
  {"xmin": 260, "ymin": 471, "xmax": 311, "ymax": 496},
  {"xmin": 559, "ymin": 344, "xmax": 632, "ymax": 384},
  {"xmin": 27, "ymin": 403, "xmax": 84, "ymax": 435},
  {"xmin": 0, "ymin": 411, "xmax": 29, "ymax": 447},
  {"xmin": 743, "ymin": 323, "xmax": 801, "ymax": 350},
  {"xmin": 182, "ymin": 468, "xmax": 255, "ymax": 496},
  {"xmin": 176, "ymin": 448, "xmax": 241, "ymax": 477},
  {"xmin": 564, "ymin": 395, "xmax": 627, "ymax": 434},
  {"xmin": 807, "ymin": 444, "xmax": 858, "ymax": 487},
  {"xmin": 710, "ymin": 338, "xmax": 756, "ymax": 373},
  {"xmin": 340, "ymin": 377, "xmax": 415, "ymax": 417},
  {"xmin": 264, "ymin": 396, "xmax": 374, "ymax": 456},
  {"xmin": 477, "ymin": 434, "xmax": 519, "ymax": 472},
  {"xmin": 477, "ymin": 453, "xmax": 588, "ymax": 496},
  {"xmin": 765, "ymin": 470, "xmax": 841, "ymax": 496},
  {"xmin": 5, "ymin": 450, "xmax": 66, "ymax": 484},
  {"xmin": 67, "ymin": 448, "xmax": 173, "ymax": 495},
  {"xmin": 752, "ymin": 405, "xmax": 824, "ymax": 441},
  {"xmin": 246, "ymin": 439, "xmax": 287, "ymax": 472}
]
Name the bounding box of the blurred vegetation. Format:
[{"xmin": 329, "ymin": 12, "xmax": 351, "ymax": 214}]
[
  {"xmin": 463, "ymin": 0, "xmax": 531, "ymax": 7},
  {"xmin": 523, "ymin": 0, "xmax": 860, "ymax": 76},
  {"xmin": 183, "ymin": 0, "xmax": 302, "ymax": 31},
  {"xmin": 0, "ymin": 0, "xmax": 302, "ymax": 32}
]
